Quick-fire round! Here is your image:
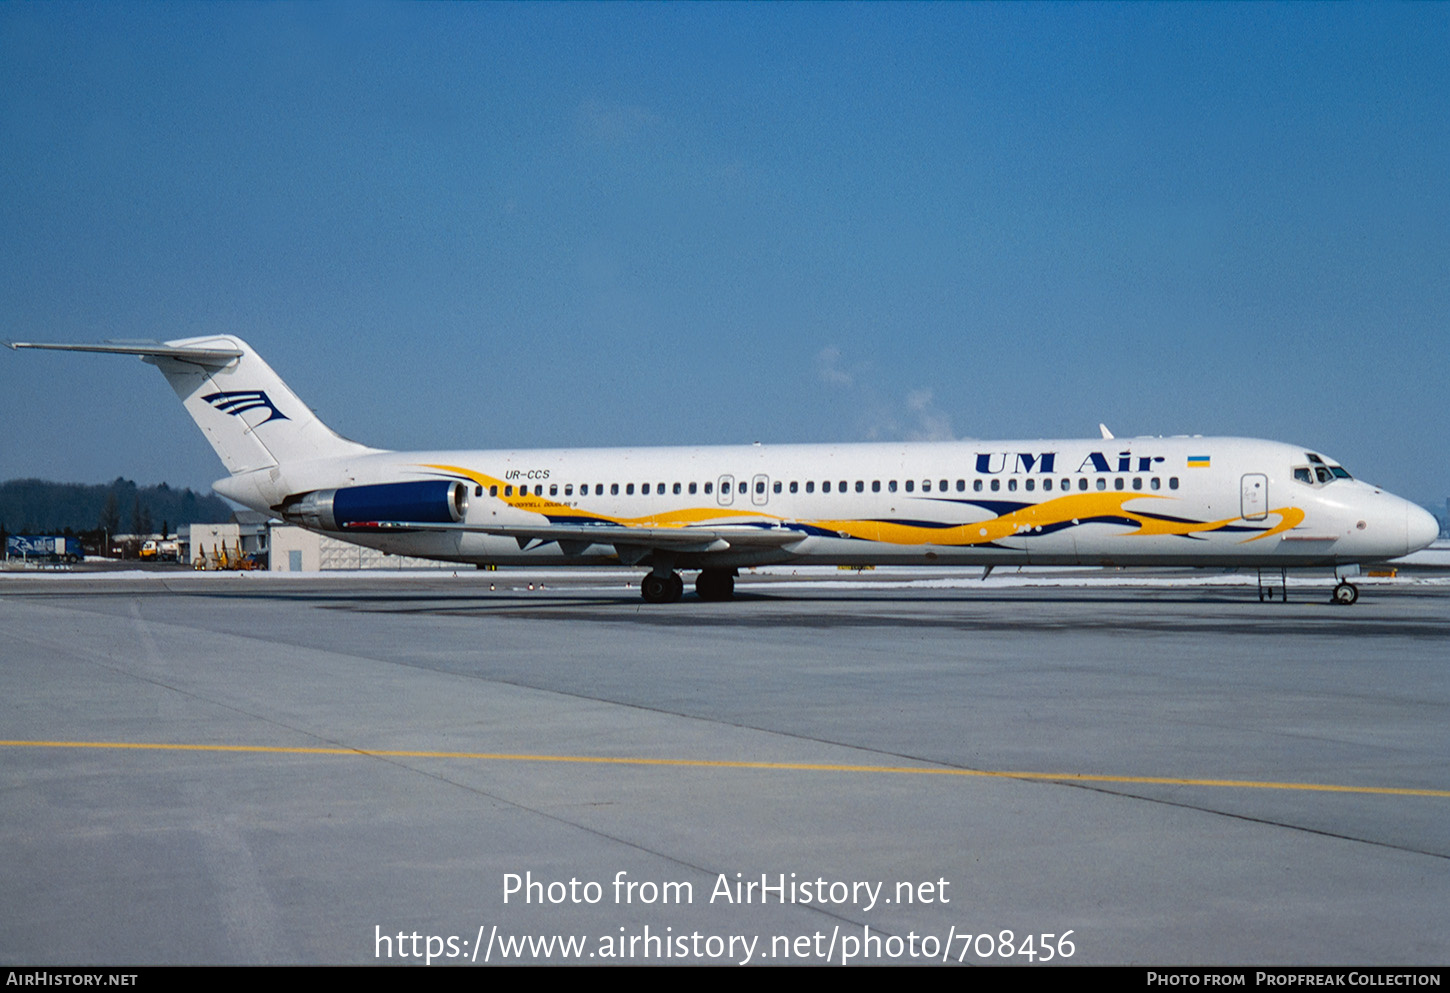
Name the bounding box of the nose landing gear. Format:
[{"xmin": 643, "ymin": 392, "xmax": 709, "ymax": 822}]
[{"xmin": 1257, "ymin": 569, "xmax": 1361, "ymax": 605}]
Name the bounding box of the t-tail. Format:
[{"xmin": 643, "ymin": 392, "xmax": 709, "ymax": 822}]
[{"xmin": 5, "ymin": 336, "xmax": 379, "ymax": 508}]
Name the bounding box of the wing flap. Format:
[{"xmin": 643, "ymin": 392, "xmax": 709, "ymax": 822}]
[{"xmin": 346, "ymin": 519, "xmax": 808, "ymax": 551}]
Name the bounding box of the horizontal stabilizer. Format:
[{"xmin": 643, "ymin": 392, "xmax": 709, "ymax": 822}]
[{"xmin": 6, "ymin": 340, "xmax": 244, "ymax": 366}]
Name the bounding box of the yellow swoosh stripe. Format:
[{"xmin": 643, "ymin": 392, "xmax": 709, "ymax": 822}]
[{"xmin": 420, "ymin": 465, "xmax": 1305, "ymax": 547}]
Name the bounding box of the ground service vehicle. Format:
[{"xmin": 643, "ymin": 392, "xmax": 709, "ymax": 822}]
[{"xmin": 5, "ymin": 535, "xmax": 83, "ymax": 563}]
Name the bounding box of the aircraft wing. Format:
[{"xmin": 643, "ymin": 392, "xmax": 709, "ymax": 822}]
[{"xmin": 347, "ymin": 520, "xmax": 812, "ymax": 554}]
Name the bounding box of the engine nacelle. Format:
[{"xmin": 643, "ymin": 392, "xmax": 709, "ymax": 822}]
[{"xmin": 280, "ymin": 480, "xmax": 468, "ymax": 532}]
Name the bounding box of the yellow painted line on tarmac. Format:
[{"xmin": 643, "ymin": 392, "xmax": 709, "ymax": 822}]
[{"xmin": 4, "ymin": 739, "xmax": 1449, "ymax": 799}]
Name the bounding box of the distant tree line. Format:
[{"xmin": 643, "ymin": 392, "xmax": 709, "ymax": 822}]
[{"xmin": 0, "ymin": 478, "xmax": 233, "ymax": 552}]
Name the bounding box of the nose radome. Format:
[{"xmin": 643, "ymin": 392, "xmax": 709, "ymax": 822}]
[{"xmin": 1407, "ymin": 503, "xmax": 1440, "ymax": 554}]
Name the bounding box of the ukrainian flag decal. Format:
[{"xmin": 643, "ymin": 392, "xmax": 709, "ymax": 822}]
[{"xmin": 1187, "ymin": 455, "xmax": 1211, "ymax": 468}]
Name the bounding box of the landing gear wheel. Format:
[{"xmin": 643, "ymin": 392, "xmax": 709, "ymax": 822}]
[
  {"xmin": 1332, "ymin": 581, "xmax": 1359, "ymax": 606},
  {"xmin": 695, "ymin": 569, "xmax": 736, "ymax": 601},
  {"xmin": 641, "ymin": 571, "xmax": 683, "ymax": 604}
]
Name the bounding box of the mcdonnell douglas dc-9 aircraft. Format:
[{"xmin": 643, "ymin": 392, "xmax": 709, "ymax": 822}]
[{"xmin": 8, "ymin": 336, "xmax": 1438, "ymax": 604}]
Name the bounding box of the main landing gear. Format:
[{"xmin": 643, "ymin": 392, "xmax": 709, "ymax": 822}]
[
  {"xmin": 640, "ymin": 571, "xmax": 685, "ymax": 604},
  {"xmin": 1332, "ymin": 581, "xmax": 1359, "ymax": 605},
  {"xmin": 694, "ymin": 568, "xmax": 735, "ymax": 602},
  {"xmin": 638, "ymin": 568, "xmax": 736, "ymax": 603}
]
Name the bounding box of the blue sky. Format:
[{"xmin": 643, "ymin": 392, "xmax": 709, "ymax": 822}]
[{"xmin": 3, "ymin": 3, "xmax": 1447, "ymax": 506}]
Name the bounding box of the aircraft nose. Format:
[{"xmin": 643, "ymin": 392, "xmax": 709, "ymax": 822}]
[{"xmin": 1406, "ymin": 502, "xmax": 1440, "ymax": 554}]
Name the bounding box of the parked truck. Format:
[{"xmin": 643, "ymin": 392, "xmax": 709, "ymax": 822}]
[
  {"xmin": 140, "ymin": 538, "xmax": 180, "ymax": 562},
  {"xmin": 5, "ymin": 535, "xmax": 84, "ymax": 563}
]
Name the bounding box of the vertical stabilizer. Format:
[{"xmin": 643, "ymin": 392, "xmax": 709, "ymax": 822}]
[{"xmin": 152, "ymin": 335, "xmax": 378, "ymax": 474}]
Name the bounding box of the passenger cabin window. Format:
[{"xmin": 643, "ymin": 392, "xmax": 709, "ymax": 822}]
[
  {"xmin": 805, "ymin": 481, "xmax": 814, "ymax": 493},
  {"xmin": 905, "ymin": 480, "xmax": 915, "ymax": 493},
  {"xmin": 973, "ymin": 480, "xmax": 983, "ymax": 492}
]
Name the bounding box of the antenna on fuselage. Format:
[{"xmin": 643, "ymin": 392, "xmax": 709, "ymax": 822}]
[{"xmin": 1099, "ymin": 423, "xmax": 1115, "ymax": 439}]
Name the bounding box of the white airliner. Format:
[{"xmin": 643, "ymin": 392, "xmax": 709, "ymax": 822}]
[{"xmin": 8, "ymin": 336, "xmax": 1439, "ymax": 604}]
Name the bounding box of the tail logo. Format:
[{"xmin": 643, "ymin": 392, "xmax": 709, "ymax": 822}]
[{"xmin": 202, "ymin": 390, "xmax": 290, "ymax": 425}]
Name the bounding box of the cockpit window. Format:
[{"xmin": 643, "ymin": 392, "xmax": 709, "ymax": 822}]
[{"xmin": 1299, "ymin": 453, "xmax": 1353, "ymax": 484}]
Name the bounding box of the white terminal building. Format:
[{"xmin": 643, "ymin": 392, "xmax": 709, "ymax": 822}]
[
  {"xmin": 268, "ymin": 523, "xmax": 459, "ymax": 571},
  {"xmin": 181, "ymin": 511, "xmax": 457, "ymax": 571}
]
